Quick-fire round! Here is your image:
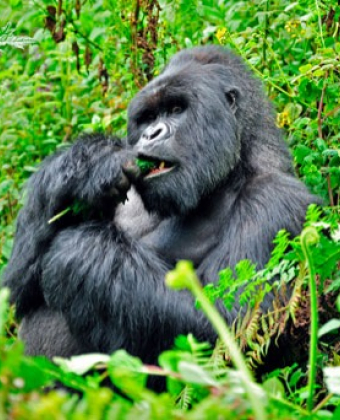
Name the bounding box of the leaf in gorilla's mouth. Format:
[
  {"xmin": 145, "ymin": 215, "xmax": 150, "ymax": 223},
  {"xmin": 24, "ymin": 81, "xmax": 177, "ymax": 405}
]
[{"xmin": 136, "ymin": 156, "xmax": 175, "ymax": 178}]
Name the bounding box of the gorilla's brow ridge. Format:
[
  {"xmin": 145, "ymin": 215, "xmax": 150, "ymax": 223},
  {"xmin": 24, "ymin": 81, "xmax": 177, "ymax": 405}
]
[{"xmin": 134, "ymin": 84, "xmax": 189, "ymax": 118}]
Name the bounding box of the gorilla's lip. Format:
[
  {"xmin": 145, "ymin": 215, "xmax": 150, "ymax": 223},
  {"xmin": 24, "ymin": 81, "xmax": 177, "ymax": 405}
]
[{"xmin": 137, "ymin": 154, "xmax": 176, "ymax": 179}]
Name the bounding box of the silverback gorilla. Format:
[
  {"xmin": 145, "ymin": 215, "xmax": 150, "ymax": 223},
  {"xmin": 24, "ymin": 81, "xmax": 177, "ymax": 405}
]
[{"xmin": 4, "ymin": 46, "xmax": 318, "ymax": 374}]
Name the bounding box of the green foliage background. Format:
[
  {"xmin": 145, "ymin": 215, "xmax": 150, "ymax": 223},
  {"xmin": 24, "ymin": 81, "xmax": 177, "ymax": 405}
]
[{"xmin": 0, "ymin": 0, "xmax": 340, "ymax": 418}]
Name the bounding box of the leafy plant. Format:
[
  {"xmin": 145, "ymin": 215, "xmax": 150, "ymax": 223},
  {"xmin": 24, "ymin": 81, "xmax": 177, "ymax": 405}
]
[{"xmin": 0, "ymin": 22, "xmax": 37, "ymax": 50}]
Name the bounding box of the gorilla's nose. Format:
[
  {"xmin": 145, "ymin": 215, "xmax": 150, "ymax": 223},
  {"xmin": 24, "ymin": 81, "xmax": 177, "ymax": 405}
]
[{"xmin": 142, "ymin": 122, "xmax": 171, "ymax": 142}]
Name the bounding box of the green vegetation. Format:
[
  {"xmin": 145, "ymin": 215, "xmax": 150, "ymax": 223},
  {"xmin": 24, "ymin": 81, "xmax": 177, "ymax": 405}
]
[
  {"xmin": 135, "ymin": 157, "xmax": 158, "ymax": 174},
  {"xmin": 0, "ymin": 0, "xmax": 340, "ymax": 418}
]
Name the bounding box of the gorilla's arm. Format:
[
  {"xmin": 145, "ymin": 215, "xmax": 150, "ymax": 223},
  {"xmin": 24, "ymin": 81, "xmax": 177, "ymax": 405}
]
[
  {"xmin": 3, "ymin": 135, "xmax": 131, "ymax": 317},
  {"xmin": 40, "ymin": 222, "xmax": 212, "ymax": 361}
]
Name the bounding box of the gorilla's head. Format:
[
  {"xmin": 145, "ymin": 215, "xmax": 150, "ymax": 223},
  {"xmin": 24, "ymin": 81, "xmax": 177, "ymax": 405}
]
[{"xmin": 127, "ymin": 46, "xmax": 290, "ymax": 217}]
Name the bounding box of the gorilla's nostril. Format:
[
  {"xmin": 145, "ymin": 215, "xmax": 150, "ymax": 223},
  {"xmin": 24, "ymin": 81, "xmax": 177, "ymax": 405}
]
[
  {"xmin": 150, "ymin": 128, "xmax": 162, "ymax": 140},
  {"xmin": 143, "ymin": 122, "xmax": 169, "ymax": 142}
]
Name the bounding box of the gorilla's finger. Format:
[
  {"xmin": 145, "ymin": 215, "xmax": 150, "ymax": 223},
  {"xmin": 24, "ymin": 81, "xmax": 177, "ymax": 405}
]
[
  {"xmin": 116, "ymin": 172, "xmax": 131, "ymax": 192},
  {"xmin": 122, "ymin": 160, "xmax": 142, "ymax": 180}
]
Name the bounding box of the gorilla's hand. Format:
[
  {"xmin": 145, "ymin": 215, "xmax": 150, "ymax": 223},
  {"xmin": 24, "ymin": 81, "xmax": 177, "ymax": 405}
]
[
  {"xmin": 122, "ymin": 159, "xmax": 143, "ymax": 184},
  {"xmin": 43, "ymin": 134, "xmax": 132, "ymax": 221},
  {"xmin": 3, "ymin": 134, "xmax": 131, "ymax": 317}
]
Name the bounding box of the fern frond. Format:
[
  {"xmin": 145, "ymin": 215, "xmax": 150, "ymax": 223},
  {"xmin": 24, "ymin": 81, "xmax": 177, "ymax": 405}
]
[
  {"xmin": 288, "ymin": 275, "xmax": 304, "ymax": 323},
  {"xmin": 177, "ymin": 385, "xmax": 194, "ymax": 410},
  {"xmin": 0, "ymin": 23, "xmax": 37, "ymax": 50},
  {"xmin": 210, "ymin": 340, "xmax": 228, "ymax": 371},
  {"xmin": 0, "ymin": 35, "xmax": 37, "ymax": 49},
  {"xmin": 267, "ymin": 311, "xmax": 275, "ymax": 330},
  {"xmin": 245, "ymin": 306, "xmax": 261, "ymax": 342},
  {"xmin": 305, "ymin": 204, "xmax": 323, "ymax": 224},
  {"xmin": 260, "ymin": 315, "xmax": 271, "ymax": 341},
  {"xmin": 268, "ymin": 229, "xmax": 291, "ymax": 268},
  {"xmin": 239, "ymin": 307, "xmax": 252, "ymax": 350},
  {"xmin": 247, "ymin": 342, "xmax": 265, "ymax": 367}
]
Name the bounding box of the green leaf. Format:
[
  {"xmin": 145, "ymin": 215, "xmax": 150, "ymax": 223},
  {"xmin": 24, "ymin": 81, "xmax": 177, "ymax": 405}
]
[
  {"xmin": 318, "ymin": 319, "xmax": 340, "ymax": 338},
  {"xmin": 324, "ymin": 367, "xmax": 340, "ymax": 395},
  {"xmin": 108, "ymin": 350, "xmax": 148, "ymax": 392},
  {"xmin": 0, "ymin": 288, "xmax": 10, "ymax": 337},
  {"xmin": 178, "ymin": 361, "xmax": 218, "ymax": 387},
  {"xmin": 294, "ymin": 145, "xmax": 312, "ymax": 164},
  {"xmin": 0, "ymin": 35, "xmax": 37, "ymax": 49},
  {"xmin": 299, "ymin": 64, "xmax": 312, "ymax": 74},
  {"xmin": 135, "ymin": 158, "xmax": 157, "ymax": 174},
  {"xmin": 262, "ymin": 377, "xmax": 285, "ymax": 397},
  {"xmin": 54, "ymin": 353, "xmax": 110, "ymax": 375}
]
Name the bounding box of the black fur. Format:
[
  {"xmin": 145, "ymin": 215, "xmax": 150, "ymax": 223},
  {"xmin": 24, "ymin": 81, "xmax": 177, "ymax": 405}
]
[{"xmin": 3, "ymin": 46, "xmax": 319, "ymax": 373}]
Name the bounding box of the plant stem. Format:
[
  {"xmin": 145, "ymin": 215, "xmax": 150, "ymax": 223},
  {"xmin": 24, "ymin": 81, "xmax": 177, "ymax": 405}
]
[
  {"xmin": 315, "ymin": 0, "xmax": 325, "ymax": 48},
  {"xmin": 0, "ymin": 288, "xmax": 10, "ymax": 338},
  {"xmin": 166, "ymin": 262, "xmax": 267, "ymax": 420},
  {"xmin": 262, "ymin": 0, "xmax": 269, "ymax": 70},
  {"xmin": 312, "ymin": 393, "xmax": 333, "ymax": 413},
  {"xmin": 48, "ymin": 207, "xmax": 71, "ymax": 224},
  {"xmin": 300, "ymin": 227, "xmax": 320, "ymax": 412}
]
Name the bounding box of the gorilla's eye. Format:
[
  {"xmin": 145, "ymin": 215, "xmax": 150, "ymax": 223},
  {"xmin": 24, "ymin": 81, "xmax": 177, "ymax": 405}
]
[
  {"xmin": 171, "ymin": 105, "xmax": 183, "ymax": 115},
  {"xmin": 146, "ymin": 113, "xmax": 157, "ymax": 122},
  {"xmin": 137, "ymin": 112, "xmax": 156, "ymax": 126}
]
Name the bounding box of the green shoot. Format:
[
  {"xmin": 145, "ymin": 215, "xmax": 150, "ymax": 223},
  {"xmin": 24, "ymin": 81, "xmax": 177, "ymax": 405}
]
[{"xmin": 135, "ymin": 158, "xmax": 157, "ymax": 174}]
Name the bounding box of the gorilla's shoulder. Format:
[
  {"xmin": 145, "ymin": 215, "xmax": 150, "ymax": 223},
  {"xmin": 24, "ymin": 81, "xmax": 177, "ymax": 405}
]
[{"xmin": 237, "ymin": 172, "xmax": 321, "ymax": 236}]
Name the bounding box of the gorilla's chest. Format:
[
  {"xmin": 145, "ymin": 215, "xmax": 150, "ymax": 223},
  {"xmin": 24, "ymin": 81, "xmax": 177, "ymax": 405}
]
[
  {"xmin": 143, "ymin": 218, "xmax": 220, "ymax": 265},
  {"xmin": 116, "ymin": 188, "xmax": 222, "ymax": 266}
]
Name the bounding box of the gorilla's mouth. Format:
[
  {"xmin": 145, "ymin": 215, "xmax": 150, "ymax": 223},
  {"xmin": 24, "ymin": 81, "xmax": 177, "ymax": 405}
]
[{"xmin": 136, "ymin": 155, "xmax": 175, "ymax": 179}]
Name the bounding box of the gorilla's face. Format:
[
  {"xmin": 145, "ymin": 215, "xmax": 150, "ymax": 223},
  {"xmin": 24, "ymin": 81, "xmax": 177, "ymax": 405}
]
[{"xmin": 127, "ymin": 62, "xmax": 241, "ymax": 217}]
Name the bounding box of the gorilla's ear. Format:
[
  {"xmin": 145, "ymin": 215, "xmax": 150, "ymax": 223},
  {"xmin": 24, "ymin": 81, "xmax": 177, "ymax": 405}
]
[{"xmin": 225, "ymin": 87, "xmax": 240, "ymax": 113}]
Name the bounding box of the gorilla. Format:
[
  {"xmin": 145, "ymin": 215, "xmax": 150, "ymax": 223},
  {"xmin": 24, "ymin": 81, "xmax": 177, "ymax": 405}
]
[{"xmin": 3, "ymin": 46, "xmax": 318, "ymax": 374}]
